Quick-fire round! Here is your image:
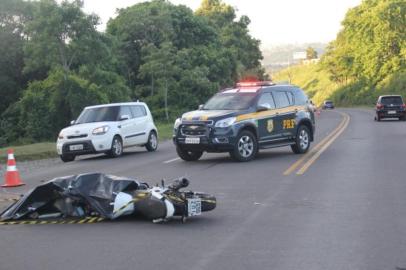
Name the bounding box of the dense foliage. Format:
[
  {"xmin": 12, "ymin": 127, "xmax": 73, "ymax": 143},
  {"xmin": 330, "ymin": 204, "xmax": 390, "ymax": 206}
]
[
  {"xmin": 0, "ymin": 0, "xmax": 265, "ymax": 145},
  {"xmin": 274, "ymin": 0, "xmax": 405, "ymax": 106}
]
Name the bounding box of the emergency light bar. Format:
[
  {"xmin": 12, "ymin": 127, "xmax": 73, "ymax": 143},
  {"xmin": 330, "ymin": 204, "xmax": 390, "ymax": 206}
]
[{"xmin": 236, "ymin": 81, "xmax": 274, "ymax": 87}]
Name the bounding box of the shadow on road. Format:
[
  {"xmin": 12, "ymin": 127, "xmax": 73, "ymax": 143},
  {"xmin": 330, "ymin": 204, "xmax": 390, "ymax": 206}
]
[
  {"xmin": 181, "ymin": 148, "xmax": 294, "ymax": 165},
  {"xmin": 76, "ymin": 148, "xmax": 155, "ymax": 162}
]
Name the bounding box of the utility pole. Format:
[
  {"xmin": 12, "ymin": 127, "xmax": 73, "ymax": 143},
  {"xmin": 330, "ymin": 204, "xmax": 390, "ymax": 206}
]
[{"xmin": 164, "ymin": 78, "xmax": 169, "ymax": 121}]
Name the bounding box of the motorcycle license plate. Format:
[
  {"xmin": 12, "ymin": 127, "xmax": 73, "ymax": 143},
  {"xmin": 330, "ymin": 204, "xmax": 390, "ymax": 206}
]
[
  {"xmin": 187, "ymin": 198, "xmax": 202, "ymax": 216},
  {"xmin": 69, "ymin": 144, "xmax": 83, "ymax": 151},
  {"xmin": 185, "ymin": 137, "xmax": 200, "ymax": 144},
  {"xmin": 388, "ymin": 110, "xmax": 396, "ymax": 114}
]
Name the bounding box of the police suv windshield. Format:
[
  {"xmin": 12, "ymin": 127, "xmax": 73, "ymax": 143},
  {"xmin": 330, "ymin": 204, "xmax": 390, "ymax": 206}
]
[
  {"xmin": 203, "ymin": 92, "xmax": 256, "ymax": 110},
  {"xmin": 76, "ymin": 106, "xmax": 120, "ymax": 124}
]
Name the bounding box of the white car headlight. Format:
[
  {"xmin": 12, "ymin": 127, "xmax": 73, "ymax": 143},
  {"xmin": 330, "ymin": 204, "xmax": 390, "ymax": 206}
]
[
  {"xmin": 215, "ymin": 117, "xmax": 236, "ymax": 128},
  {"xmin": 174, "ymin": 118, "xmax": 182, "ymax": 129},
  {"xmin": 58, "ymin": 132, "xmax": 64, "ymax": 140},
  {"xmin": 92, "ymin": 125, "xmax": 110, "ymax": 135}
]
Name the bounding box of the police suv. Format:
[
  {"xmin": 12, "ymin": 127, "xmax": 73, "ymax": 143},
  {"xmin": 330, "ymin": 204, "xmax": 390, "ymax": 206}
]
[{"xmin": 173, "ymin": 81, "xmax": 315, "ymax": 162}]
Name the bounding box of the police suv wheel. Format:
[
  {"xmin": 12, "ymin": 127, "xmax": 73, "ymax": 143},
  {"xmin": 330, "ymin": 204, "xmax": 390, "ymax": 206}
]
[
  {"xmin": 291, "ymin": 125, "xmax": 311, "ymax": 154},
  {"xmin": 60, "ymin": 154, "xmax": 75, "ymax": 162},
  {"xmin": 108, "ymin": 136, "xmax": 123, "ymax": 158},
  {"xmin": 176, "ymin": 147, "xmax": 203, "ymax": 161},
  {"xmin": 145, "ymin": 131, "xmax": 158, "ymax": 152},
  {"xmin": 230, "ymin": 130, "xmax": 258, "ymax": 162}
]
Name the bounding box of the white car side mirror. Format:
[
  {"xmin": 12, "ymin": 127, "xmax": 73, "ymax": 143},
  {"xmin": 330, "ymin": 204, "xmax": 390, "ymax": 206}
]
[{"xmin": 120, "ymin": 115, "xmax": 130, "ymax": 121}]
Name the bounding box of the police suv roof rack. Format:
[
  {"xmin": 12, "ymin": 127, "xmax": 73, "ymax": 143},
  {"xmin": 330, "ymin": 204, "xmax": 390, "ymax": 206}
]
[{"xmin": 236, "ymin": 81, "xmax": 274, "ymax": 88}]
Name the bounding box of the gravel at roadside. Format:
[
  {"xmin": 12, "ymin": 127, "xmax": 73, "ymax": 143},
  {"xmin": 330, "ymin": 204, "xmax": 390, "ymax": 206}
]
[{"xmin": 0, "ymin": 157, "xmax": 61, "ymax": 180}]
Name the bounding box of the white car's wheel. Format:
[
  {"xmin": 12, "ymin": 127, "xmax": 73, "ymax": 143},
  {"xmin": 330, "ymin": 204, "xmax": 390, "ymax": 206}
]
[
  {"xmin": 108, "ymin": 136, "xmax": 123, "ymax": 158},
  {"xmin": 145, "ymin": 131, "xmax": 158, "ymax": 152}
]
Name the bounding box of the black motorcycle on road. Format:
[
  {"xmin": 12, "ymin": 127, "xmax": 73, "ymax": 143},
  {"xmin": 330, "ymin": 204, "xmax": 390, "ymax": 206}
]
[{"xmin": 0, "ymin": 173, "xmax": 216, "ymax": 224}]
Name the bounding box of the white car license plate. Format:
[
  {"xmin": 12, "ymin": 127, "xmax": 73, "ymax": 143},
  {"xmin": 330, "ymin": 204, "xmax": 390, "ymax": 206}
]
[
  {"xmin": 69, "ymin": 144, "xmax": 83, "ymax": 151},
  {"xmin": 388, "ymin": 110, "xmax": 396, "ymax": 114},
  {"xmin": 187, "ymin": 198, "xmax": 202, "ymax": 217},
  {"xmin": 185, "ymin": 137, "xmax": 200, "ymax": 144}
]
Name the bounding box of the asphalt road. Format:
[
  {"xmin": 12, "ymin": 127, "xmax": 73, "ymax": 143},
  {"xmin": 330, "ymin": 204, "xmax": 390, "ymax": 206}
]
[{"xmin": 1, "ymin": 108, "xmax": 406, "ymax": 270}]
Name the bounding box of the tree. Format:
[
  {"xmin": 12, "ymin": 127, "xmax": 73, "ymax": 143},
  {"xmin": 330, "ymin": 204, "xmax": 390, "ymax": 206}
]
[
  {"xmin": 17, "ymin": 68, "xmax": 130, "ymax": 141},
  {"xmin": 195, "ymin": 0, "xmax": 236, "ymax": 28},
  {"xmin": 139, "ymin": 42, "xmax": 178, "ymax": 120},
  {"xmin": 196, "ymin": 0, "xmax": 264, "ymax": 80},
  {"xmin": 0, "ymin": 0, "xmax": 33, "ymax": 114},
  {"xmin": 23, "ymin": 0, "xmax": 101, "ymax": 77},
  {"xmin": 321, "ymin": 0, "xmax": 405, "ymax": 84},
  {"xmin": 306, "ymin": 47, "xmax": 318, "ymax": 60},
  {"xmin": 107, "ymin": 0, "xmax": 218, "ymax": 89},
  {"xmin": 1, "ymin": 0, "xmax": 267, "ymax": 143}
]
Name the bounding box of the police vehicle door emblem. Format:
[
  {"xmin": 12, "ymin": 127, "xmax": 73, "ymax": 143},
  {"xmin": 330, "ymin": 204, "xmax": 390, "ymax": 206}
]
[{"xmin": 267, "ymin": 120, "xmax": 274, "ymax": 133}]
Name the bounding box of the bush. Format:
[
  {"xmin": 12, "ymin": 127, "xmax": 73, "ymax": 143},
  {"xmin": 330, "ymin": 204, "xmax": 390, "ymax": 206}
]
[{"xmin": 16, "ymin": 68, "xmax": 132, "ymax": 142}]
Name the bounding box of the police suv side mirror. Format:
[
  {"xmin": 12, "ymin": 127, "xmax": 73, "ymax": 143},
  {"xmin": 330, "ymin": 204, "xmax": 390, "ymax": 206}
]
[
  {"xmin": 257, "ymin": 105, "xmax": 269, "ymax": 112},
  {"xmin": 198, "ymin": 104, "xmax": 204, "ymax": 110}
]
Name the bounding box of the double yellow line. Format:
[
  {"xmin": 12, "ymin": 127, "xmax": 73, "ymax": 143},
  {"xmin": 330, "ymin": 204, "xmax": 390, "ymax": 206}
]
[{"xmin": 283, "ymin": 112, "xmax": 350, "ymax": 176}]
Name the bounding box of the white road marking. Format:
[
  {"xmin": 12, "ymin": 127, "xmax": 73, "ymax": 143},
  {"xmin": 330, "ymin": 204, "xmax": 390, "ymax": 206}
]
[{"xmin": 163, "ymin": 157, "xmax": 180, "ymax": 164}]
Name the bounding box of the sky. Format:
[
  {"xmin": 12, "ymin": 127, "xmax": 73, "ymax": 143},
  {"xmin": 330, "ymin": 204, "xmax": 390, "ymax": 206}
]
[{"xmin": 82, "ymin": 0, "xmax": 361, "ymax": 47}]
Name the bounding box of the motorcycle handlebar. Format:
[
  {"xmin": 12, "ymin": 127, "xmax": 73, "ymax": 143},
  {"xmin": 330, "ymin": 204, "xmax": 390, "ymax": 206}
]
[{"xmin": 168, "ymin": 177, "xmax": 189, "ymax": 190}]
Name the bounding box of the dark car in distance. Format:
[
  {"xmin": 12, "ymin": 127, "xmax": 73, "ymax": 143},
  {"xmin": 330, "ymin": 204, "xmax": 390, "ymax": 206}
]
[
  {"xmin": 375, "ymin": 95, "xmax": 406, "ymax": 121},
  {"xmin": 322, "ymin": 100, "xmax": 335, "ymax": 109}
]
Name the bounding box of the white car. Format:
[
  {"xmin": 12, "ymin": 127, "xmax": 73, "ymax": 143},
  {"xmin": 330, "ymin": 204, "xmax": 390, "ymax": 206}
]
[{"xmin": 57, "ymin": 102, "xmax": 158, "ymax": 162}]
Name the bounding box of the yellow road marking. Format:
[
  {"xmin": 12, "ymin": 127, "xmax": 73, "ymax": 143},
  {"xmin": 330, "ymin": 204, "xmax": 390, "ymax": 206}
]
[
  {"xmin": 0, "ymin": 217, "xmax": 105, "ymax": 225},
  {"xmin": 89, "ymin": 217, "xmax": 99, "ymax": 223},
  {"xmin": 283, "ymin": 112, "xmax": 348, "ymax": 175},
  {"xmin": 0, "ymin": 198, "xmax": 19, "ymax": 203},
  {"xmin": 296, "ymin": 113, "xmax": 350, "ymax": 175}
]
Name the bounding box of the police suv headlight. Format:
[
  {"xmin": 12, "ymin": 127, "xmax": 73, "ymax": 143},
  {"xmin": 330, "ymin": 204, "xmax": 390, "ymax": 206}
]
[
  {"xmin": 92, "ymin": 125, "xmax": 110, "ymax": 135},
  {"xmin": 215, "ymin": 117, "xmax": 236, "ymax": 128},
  {"xmin": 174, "ymin": 118, "xmax": 182, "ymax": 129}
]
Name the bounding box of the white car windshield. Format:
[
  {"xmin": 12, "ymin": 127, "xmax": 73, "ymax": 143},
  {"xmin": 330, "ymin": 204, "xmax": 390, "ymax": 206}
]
[{"xmin": 75, "ymin": 106, "xmax": 120, "ymax": 124}]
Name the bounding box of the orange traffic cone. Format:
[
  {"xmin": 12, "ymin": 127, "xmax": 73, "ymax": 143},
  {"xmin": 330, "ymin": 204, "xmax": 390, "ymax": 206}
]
[{"xmin": 2, "ymin": 149, "xmax": 25, "ymax": 187}]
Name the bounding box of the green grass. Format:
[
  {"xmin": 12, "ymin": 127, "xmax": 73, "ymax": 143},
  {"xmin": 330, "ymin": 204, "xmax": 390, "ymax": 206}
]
[
  {"xmin": 0, "ymin": 142, "xmax": 58, "ymax": 163},
  {"xmin": 156, "ymin": 121, "xmax": 174, "ymax": 141},
  {"xmin": 0, "ymin": 122, "xmax": 174, "ymax": 163}
]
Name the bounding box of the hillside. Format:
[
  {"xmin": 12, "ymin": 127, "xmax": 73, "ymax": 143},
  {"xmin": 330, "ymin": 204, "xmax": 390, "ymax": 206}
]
[
  {"xmin": 273, "ymin": 63, "xmax": 406, "ymax": 107},
  {"xmin": 272, "ymin": 63, "xmax": 338, "ymax": 106}
]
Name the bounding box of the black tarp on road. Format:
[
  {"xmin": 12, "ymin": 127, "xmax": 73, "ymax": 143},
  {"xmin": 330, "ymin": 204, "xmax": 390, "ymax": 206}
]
[{"xmin": 0, "ymin": 173, "xmax": 147, "ymax": 221}]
